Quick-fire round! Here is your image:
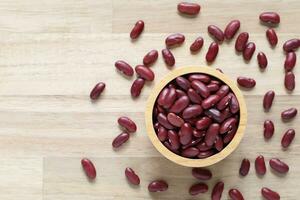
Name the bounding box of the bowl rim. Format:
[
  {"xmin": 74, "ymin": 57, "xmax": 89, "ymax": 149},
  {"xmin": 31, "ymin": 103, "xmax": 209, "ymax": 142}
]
[{"xmin": 145, "ymin": 66, "xmax": 247, "ymax": 167}]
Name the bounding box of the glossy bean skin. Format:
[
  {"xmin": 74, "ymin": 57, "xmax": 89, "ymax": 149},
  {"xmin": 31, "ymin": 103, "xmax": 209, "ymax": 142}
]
[
  {"xmin": 202, "ymin": 95, "xmax": 220, "ymax": 109},
  {"xmin": 220, "ymin": 117, "xmax": 237, "ymax": 134},
  {"xmin": 261, "ymin": 187, "xmax": 280, "ymax": 200},
  {"xmin": 237, "ymin": 76, "xmax": 256, "ymax": 88},
  {"xmin": 167, "ymin": 113, "xmax": 184, "ymax": 127},
  {"xmin": 157, "ymin": 88, "xmax": 169, "ymax": 106},
  {"xmin": 214, "ymin": 135, "xmax": 224, "ymax": 151},
  {"xmin": 243, "ymin": 42, "xmax": 256, "ymax": 60},
  {"xmin": 157, "ymin": 113, "xmax": 175, "ymax": 129},
  {"xmin": 208, "ymin": 25, "xmax": 224, "ymax": 42},
  {"xmin": 284, "ymin": 52, "xmax": 297, "ymax": 72},
  {"xmin": 131, "ymin": 78, "xmax": 145, "ymax": 97},
  {"xmin": 177, "ymin": 2, "xmax": 201, "ymax": 15},
  {"xmin": 165, "ymin": 33, "xmax": 185, "ymax": 48},
  {"xmin": 115, "ymin": 60, "xmax": 134, "ymax": 76},
  {"xmin": 283, "ymin": 38, "xmax": 300, "ymax": 52},
  {"xmin": 163, "ymin": 88, "xmax": 177, "ymax": 109},
  {"xmin": 169, "ymin": 95, "xmax": 190, "ymax": 113},
  {"xmin": 188, "ymin": 74, "xmax": 211, "ymax": 83},
  {"xmin": 205, "ymin": 123, "xmax": 220, "ymax": 146},
  {"xmin": 182, "ymin": 147, "xmax": 199, "ymax": 158},
  {"xmin": 211, "ymin": 181, "xmax": 224, "ymax": 200},
  {"xmin": 191, "ymin": 80, "xmax": 210, "ymax": 98},
  {"xmin": 229, "ymin": 93, "xmax": 240, "ymax": 114},
  {"xmin": 190, "ymin": 37, "xmax": 204, "ymax": 52},
  {"xmin": 81, "ymin": 158, "xmax": 97, "ymax": 179},
  {"xmin": 196, "ymin": 117, "xmax": 212, "ymax": 130},
  {"xmin": 239, "ymin": 158, "xmax": 250, "ymax": 176},
  {"xmin": 189, "ymin": 183, "xmax": 209, "ymax": 195},
  {"xmin": 205, "ymin": 108, "xmax": 222, "ymax": 123},
  {"xmin": 197, "ymin": 150, "xmax": 214, "ymax": 158},
  {"xmin": 266, "ymin": 28, "xmax": 278, "ymax": 46},
  {"xmin": 235, "ymin": 32, "xmax": 249, "ymax": 52},
  {"xmin": 112, "ymin": 132, "xmax": 130, "ymax": 148},
  {"xmin": 224, "ymin": 20, "xmax": 240, "ymax": 40},
  {"xmin": 130, "ymin": 20, "xmax": 144, "ymax": 39},
  {"xmin": 157, "ymin": 126, "xmax": 168, "ymax": 142},
  {"xmin": 229, "ymin": 189, "xmax": 244, "ymax": 200},
  {"xmin": 90, "ymin": 82, "xmax": 105, "ymax": 100},
  {"xmin": 263, "ymin": 90, "xmax": 275, "ymax": 111},
  {"xmin": 284, "ymin": 71, "xmax": 295, "ymax": 91},
  {"xmin": 162, "ymin": 48, "xmax": 175, "ymax": 67},
  {"xmin": 192, "ymin": 168, "xmax": 212, "ymax": 180},
  {"xmin": 255, "ymin": 155, "xmax": 266, "ymax": 175},
  {"xmin": 182, "ymin": 105, "xmax": 203, "ymax": 119},
  {"xmin": 281, "ymin": 129, "xmax": 295, "ymax": 148},
  {"xmin": 176, "ymin": 89, "xmax": 186, "ymax": 97},
  {"xmin": 216, "ymin": 85, "xmax": 230, "ymax": 98},
  {"xmin": 264, "ymin": 120, "xmax": 274, "ymax": 139},
  {"xmin": 269, "ymin": 158, "xmax": 289, "ymax": 173},
  {"xmin": 192, "ymin": 129, "xmax": 205, "ymax": 138},
  {"xmin": 125, "ymin": 167, "xmax": 140, "ymax": 185},
  {"xmin": 207, "ymin": 83, "xmax": 220, "ymax": 92},
  {"xmin": 143, "ymin": 50, "xmax": 158, "ymax": 66},
  {"xmin": 257, "ymin": 52, "xmax": 268, "ymax": 69},
  {"xmin": 259, "ymin": 12, "xmax": 280, "ymax": 24},
  {"xmin": 217, "ymin": 94, "xmax": 231, "ymax": 110},
  {"xmin": 281, "ymin": 107, "xmax": 297, "ymax": 120},
  {"xmin": 182, "ymin": 138, "xmax": 202, "ymax": 149},
  {"xmin": 179, "ymin": 123, "xmax": 193, "ymax": 145},
  {"xmin": 187, "ymin": 88, "xmax": 202, "ymax": 104},
  {"xmin": 118, "ymin": 116, "xmax": 137, "ymax": 133},
  {"xmin": 176, "ymin": 76, "xmax": 191, "ymax": 91},
  {"xmin": 206, "ymin": 42, "xmax": 219, "ymax": 62},
  {"xmin": 168, "ymin": 130, "xmax": 180, "ymax": 150},
  {"xmin": 148, "ymin": 180, "xmax": 168, "ymax": 192},
  {"xmin": 197, "ymin": 142, "xmax": 213, "ymax": 151}
]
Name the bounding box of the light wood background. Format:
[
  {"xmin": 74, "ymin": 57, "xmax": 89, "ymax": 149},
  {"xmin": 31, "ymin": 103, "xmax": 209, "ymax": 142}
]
[{"xmin": 0, "ymin": 0, "xmax": 299, "ymax": 199}]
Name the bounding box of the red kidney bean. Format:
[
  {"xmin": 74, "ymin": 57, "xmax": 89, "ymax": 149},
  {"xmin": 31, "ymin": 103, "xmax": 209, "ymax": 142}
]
[
  {"xmin": 197, "ymin": 150, "xmax": 214, "ymax": 158},
  {"xmin": 221, "ymin": 107, "xmax": 233, "ymax": 121},
  {"xmin": 189, "ymin": 183, "xmax": 208, "ymax": 195},
  {"xmin": 220, "ymin": 117, "xmax": 237, "ymax": 134},
  {"xmin": 115, "ymin": 60, "xmax": 134, "ymax": 76},
  {"xmin": 223, "ymin": 125, "xmax": 237, "ymax": 144},
  {"xmin": 192, "ymin": 168, "xmax": 212, "ymax": 180},
  {"xmin": 257, "ymin": 52, "xmax": 268, "ymax": 69},
  {"xmin": 179, "ymin": 123, "xmax": 193, "ymax": 145},
  {"xmin": 284, "ymin": 52, "xmax": 297, "ymax": 72},
  {"xmin": 255, "ymin": 155, "xmax": 266, "ymax": 175},
  {"xmin": 188, "ymin": 74, "xmax": 211, "ymax": 83},
  {"xmin": 243, "ymin": 42, "xmax": 256, "ymax": 60},
  {"xmin": 214, "ymin": 135, "xmax": 224, "ymax": 151},
  {"xmin": 281, "ymin": 107, "xmax": 297, "ymax": 120},
  {"xmin": 130, "ymin": 20, "xmax": 144, "ymax": 39},
  {"xmin": 182, "ymin": 147, "xmax": 199, "ymax": 158},
  {"xmin": 193, "ymin": 129, "xmax": 205, "ymax": 138},
  {"xmin": 202, "ymin": 95, "xmax": 220, "ymax": 109},
  {"xmin": 263, "ymin": 90, "xmax": 275, "ymax": 111},
  {"xmin": 208, "ymin": 25, "xmax": 224, "ymax": 42},
  {"xmin": 112, "ymin": 132, "xmax": 130, "ymax": 148},
  {"xmin": 165, "ymin": 33, "xmax": 185, "ymax": 48},
  {"xmin": 118, "ymin": 116, "xmax": 137, "ymax": 133},
  {"xmin": 281, "ymin": 129, "xmax": 295, "ymax": 148},
  {"xmin": 211, "ymin": 181, "xmax": 224, "ymax": 200},
  {"xmin": 216, "ymin": 94, "xmax": 231, "ymax": 110},
  {"xmin": 224, "ymin": 20, "xmax": 240, "ymax": 40},
  {"xmin": 177, "ymin": 2, "xmax": 201, "ymax": 15},
  {"xmin": 207, "ymin": 83, "xmax": 220, "ymax": 92},
  {"xmin": 197, "ymin": 141, "xmax": 213, "ymax": 151},
  {"xmin": 229, "ymin": 93, "xmax": 239, "ymax": 114},
  {"xmin": 191, "ymin": 80, "xmax": 210, "ymax": 98},
  {"xmin": 157, "ymin": 88, "xmax": 169, "ymax": 106},
  {"xmin": 143, "ymin": 50, "xmax": 158, "ymax": 66},
  {"xmin": 229, "ymin": 189, "xmax": 244, "ymax": 200},
  {"xmin": 81, "ymin": 158, "xmax": 96, "ymax": 179},
  {"xmin": 187, "ymin": 88, "xmax": 202, "ymax": 104},
  {"xmin": 125, "ymin": 167, "xmax": 140, "ymax": 185},
  {"xmin": 176, "ymin": 89, "xmax": 186, "ymax": 98},
  {"xmin": 157, "ymin": 126, "xmax": 168, "ymax": 142},
  {"xmin": 266, "ymin": 28, "xmax": 278, "ymax": 46},
  {"xmin": 264, "ymin": 120, "xmax": 274, "ymax": 139},
  {"xmin": 157, "ymin": 113, "xmax": 175, "ymax": 129},
  {"xmin": 259, "ymin": 12, "xmax": 280, "ymax": 24},
  {"xmin": 216, "ymin": 85, "xmax": 230, "ymax": 98},
  {"xmin": 211, "ymin": 79, "xmax": 221, "ymax": 85},
  {"xmin": 154, "ymin": 122, "xmax": 160, "ymax": 130},
  {"xmin": 261, "ymin": 187, "xmax": 280, "ymax": 200},
  {"xmin": 162, "ymin": 48, "xmax": 175, "ymax": 67},
  {"xmin": 148, "ymin": 180, "xmax": 168, "ymax": 192},
  {"xmin": 237, "ymin": 76, "xmax": 256, "ymax": 88},
  {"xmin": 182, "ymin": 138, "xmax": 202, "ymax": 149},
  {"xmin": 168, "ymin": 130, "xmax": 180, "ymax": 150},
  {"xmin": 269, "ymin": 158, "xmax": 289, "ymax": 174},
  {"xmin": 205, "ymin": 123, "xmax": 220, "ymax": 146},
  {"xmin": 205, "ymin": 108, "xmax": 222, "ymax": 123},
  {"xmin": 135, "ymin": 65, "xmax": 154, "ymax": 81},
  {"xmin": 206, "ymin": 42, "xmax": 219, "ymax": 62},
  {"xmin": 284, "ymin": 71, "xmax": 295, "ymax": 91},
  {"xmin": 190, "ymin": 37, "xmax": 204, "ymax": 52},
  {"xmin": 131, "ymin": 78, "xmax": 145, "ymax": 97},
  {"xmin": 169, "ymin": 95, "xmax": 190, "ymax": 113},
  {"xmin": 235, "ymin": 32, "xmax": 249, "ymax": 52},
  {"xmin": 163, "ymin": 141, "xmax": 179, "ymax": 154},
  {"xmin": 167, "ymin": 113, "xmax": 184, "ymax": 127},
  {"xmin": 163, "ymin": 88, "xmax": 177, "ymax": 109},
  {"xmin": 90, "ymin": 82, "xmax": 105, "ymax": 100},
  {"xmin": 176, "ymin": 76, "xmax": 190, "ymax": 91},
  {"xmin": 283, "ymin": 38, "xmax": 300, "ymax": 52},
  {"xmin": 239, "ymin": 158, "xmax": 250, "ymax": 176},
  {"xmin": 196, "ymin": 117, "xmax": 212, "ymax": 130},
  {"xmin": 182, "ymin": 105, "xmax": 203, "ymax": 119}
]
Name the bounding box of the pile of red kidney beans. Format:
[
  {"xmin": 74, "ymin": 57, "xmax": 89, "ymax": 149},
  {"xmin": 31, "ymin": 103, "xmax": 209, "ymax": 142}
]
[{"xmin": 84, "ymin": 2, "xmax": 299, "ymax": 200}]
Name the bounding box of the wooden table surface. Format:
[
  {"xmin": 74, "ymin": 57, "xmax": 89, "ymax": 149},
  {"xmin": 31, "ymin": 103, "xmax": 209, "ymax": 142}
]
[{"xmin": 0, "ymin": 0, "xmax": 299, "ymax": 199}]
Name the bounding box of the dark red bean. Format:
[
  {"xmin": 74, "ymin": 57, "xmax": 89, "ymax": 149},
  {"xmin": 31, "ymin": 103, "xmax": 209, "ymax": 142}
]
[
  {"xmin": 237, "ymin": 76, "xmax": 256, "ymax": 88},
  {"xmin": 143, "ymin": 50, "xmax": 158, "ymax": 66},
  {"xmin": 217, "ymin": 94, "xmax": 231, "ymax": 110},
  {"xmin": 205, "ymin": 108, "xmax": 222, "ymax": 123},
  {"xmin": 169, "ymin": 95, "xmax": 190, "ymax": 113},
  {"xmin": 214, "ymin": 135, "xmax": 224, "ymax": 151},
  {"xmin": 235, "ymin": 32, "xmax": 249, "ymax": 52},
  {"xmin": 81, "ymin": 158, "xmax": 96, "ymax": 179},
  {"xmin": 206, "ymin": 42, "xmax": 219, "ymax": 62},
  {"xmin": 176, "ymin": 89, "xmax": 186, "ymax": 98},
  {"xmin": 177, "ymin": 2, "xmax": 201, "ymax": 15},
  {"xmin": 190, "ymin": 37, "xmax": 204, "ymax": 52},
  {"xmin": 131, "ymin": 78, "xmax": 145, "ymax": 97},
  {"xmin": 179, "ymin": 123, "xmax": 193, "ymax": 145},
  {"xmin": 182, "ymin": 138, "xmax": 202, "ymax": 149},
  {"xmin": 216, "ymin": 85, "xmax": 230, "ymax": 98},
  {"xmin": 148, "ymin": 180, "xmax": 168, "ymax": 192},
  {"xmin": 163, "ymin": 88, "xmax": 177, "ymax": 109},
  {"xmin": 264, "ymin": 120, "xmax": 274, "ymax": 139},
  {"xmin": 284, "ymin": 71, "xmax": 295, "ymax": 91},
  {"xmin": 281, "ymin": 107, "xmax": 297, "ymax": 120},
  {"xmin": 162, "ymin": 48, "xmax": 175, "ymax": 67},
  {"xmin": 255, "ymin": 155, "xmax": 266, "ymax": 175},
  {"xmin": 269, "ymin": 158, "xmax": 289, "ymax": 174},
  {"xmin": 211, "ymin": 181, "xmax": 224, "ymax": 200},
  {"xmin": 157, "ymin": 113, "xmax": 175, "ymax": 129},
  {"xmin": 188, "ymin": 74, "xmax": 211, "ymax": 83},
  {"xmin": 208, "ymin": 25, "xmax": 224, "ymax": 42},
  {"xmin": 266, "ymin": 28, "xmax": 278, "ymax": 46},
  {"xmin": 284, "ymin": 52, "xmax": 297, "ymax": 72},
  {"xmin": 135, "ymin": 65, "xmax": 154, "ymax": 81},
  {"xmin": 182, "ymin": 105, "xmax": 203, "ymax": 119},
  {"xmin": 224, "ymin": 20, "xmax": 240, "ymax": 40},
  {"xmin": 189, "ymin": 183, "xmax": 208, "ymax": 195},
  {"xmin": 243, "ymin": 42, "xmax": 256, "ymax": 60},
  {"xmin": 228, "ymin": 93, "xmax": 239, "ymax": 114},
  {"xmin": 176, "ymin": 76, "xmax": 190, "ymax": 91},
  {"xmin": 223, "ymin": 125, "xmax": 237, "ymax": 144},
  {"xmin": 281, "ymin": 129, "xmax": 295, "ymax": 148},
  {"xmin": 168, "ymin": 130, "xmax": 180, "ymax": 150},
  {"xmin": 112, "ymin": 132, "xmax": 130, "ymax": 148},
  {"xmin": 261, "ymin": 187, "xmax": 280, "ymax": 200},
  {"xmin": 115, "ymin": 60, "xmax": 134, "ymax": 76},
  {"xmin": 259, "ymin": 12, "xmax": 280, "ymax": 24},
  {"xmin": 202, "ymin": 95, "xmax": 220, "ymax": 109},
  {"xmin": 90, "ymin": 82, "xmax": 105, "ymax": 100},
  {"xmin": 197, "ymin": 150, "xmax": 214, "ymax": 158},
  {"xmin": 130, "ymin": 20, "xmax": 144, "ymax": 39},
  {"xmin": 283, "ymin": 39, "xmax": 300, "ymax": 52},
  {"xmin": 263, "ymin": 90, "xmax": 275, "ymax": 111},
  {"xmin": 197, "ymin": 142, "xmax": 213, "ymax": 151},
  {"xmin": 205, "ymin": 123, "xmax": 220, "ymax": 146},
  {"xmin": 118, "ymin": 116, "xmax": 137, "ymax": 133},
  {"xmin": 229, "ymin": 189, "xmax": 244, "ymax": 200},
  {"xmin": 182, "ymin": 147, "xmax": 199, "ymax": 158},
  {"xmin": 165, "ymin": 33, "xmax": 185, "ymax": 48},
  {"xmin": 157, "ymin": 126, "xmax": 168, "ymax": 142},
  {"xmin": 187, "ymin": 88, "xmax": 202, "ymax": 104},
  {"xmin": 257, "ymin": 52, "xmax": 268, "ymax": 69},
  {"xmin": 220, "ymin": 117, "xmax": 237, "ymax": 134},
  {"xmin": 191, "ymin": 80, "xmax": 210, "ymax": 98},
  {"xmin": 193, "ymin": 129, "xmax": 205, "ymax": 138},
  {"xmin": 154, "ymin": 122, "xmax": 160, "ymax": 130},
  {"xmin": 239, "ymin": 158, "xmax": 250, "ymax": 176},
  {"xmin": 167, "ymin": 113, "xmax": 184, "ymax": 127},
  {"xmin": 221, "ymin": 107, "xmax": 233, "ymax": 122},
  {"xmin": 192, "ymin": 168, "xmax": 212, "ymax": 180},
  {"xmin": 163, "ymin": 141, "xmax": 179, "ymax": 154},
  {"xmin": 125, "ymin": 167, "xmax": 140, "ymax": 185},
  {"xmin": 196, "ymin": 117, "xmax": 212, "ymax": 130},
  {"xmin": 157, "ymin": 88, "xmax": 169, "ymax": 106},
  {"xmin": 207, "ymin": 83, "xmax": 220, "ymax": 92}
]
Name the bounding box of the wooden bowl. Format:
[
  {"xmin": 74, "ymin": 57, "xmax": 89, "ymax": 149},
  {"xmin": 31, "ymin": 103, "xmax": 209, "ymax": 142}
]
[{"xmin": 145, "ymin": 66, "xmax": 247, "ymax": 167}]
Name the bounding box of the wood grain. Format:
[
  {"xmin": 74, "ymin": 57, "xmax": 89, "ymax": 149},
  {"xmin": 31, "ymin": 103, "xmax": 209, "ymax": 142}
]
[{"xmin": 0, "ymin": 0, "xmax": 299, "ymax": 199}]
